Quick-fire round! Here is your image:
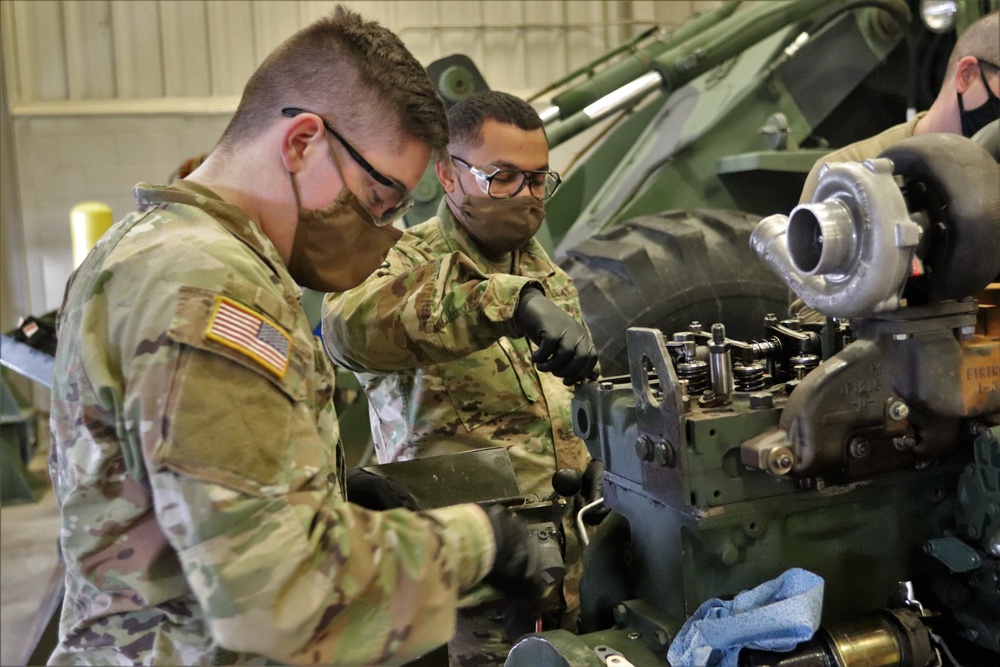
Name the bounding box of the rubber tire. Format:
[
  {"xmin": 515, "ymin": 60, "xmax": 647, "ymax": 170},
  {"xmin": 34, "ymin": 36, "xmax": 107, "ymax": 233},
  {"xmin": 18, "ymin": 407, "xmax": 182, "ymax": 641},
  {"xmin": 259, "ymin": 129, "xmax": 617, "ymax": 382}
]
[{"xmin": 561, "ymin": 209, "xmax": 790, "ymax": 376}]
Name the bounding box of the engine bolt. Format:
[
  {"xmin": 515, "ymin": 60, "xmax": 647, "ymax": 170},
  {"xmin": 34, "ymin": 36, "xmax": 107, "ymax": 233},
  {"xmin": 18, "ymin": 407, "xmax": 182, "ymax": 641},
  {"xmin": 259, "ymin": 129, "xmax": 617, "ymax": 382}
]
[
  {"xmin": 613, "ymin": 603, "xmax": 629, "ymax": 625},
  {"xmin": 987, "ymin": 535, "xmax": 1000, "ymax": 558},
  {"xmin": 849, "ymin": 438, "xmax": 870, "ymax": 458},
  {"xmin": 636, "ymin": 435, "xmax": 654, "ymax": 462},
  {"xmin": 654, "ymin": 441, "xmax": 675, "ymax": 467},
  {"xmin": 888, "ymin": 400, "xmax": 909, "ymax": 421},
  {"xmin": 767, "ymin": 448, "xmax": 794, "ymax": 474},
  {"xmin": 749, "ymin": 392, "xmax": 774, "ymax": 409}
]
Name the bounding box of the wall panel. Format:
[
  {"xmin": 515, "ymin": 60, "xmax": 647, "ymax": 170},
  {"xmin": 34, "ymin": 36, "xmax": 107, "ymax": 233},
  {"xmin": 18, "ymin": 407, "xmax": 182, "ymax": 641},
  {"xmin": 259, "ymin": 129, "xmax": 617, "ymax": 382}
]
[
  {"xmin": 9, "ymin": 1, "xmax": 67, "ymax": 102},
  {"xmin": 205, "ymin": 2, "xmax": 256, "ymax": 96},
  {"xmin": 63, "ymin": 1, "xmax": 115, "ymax": 100},
  {"xmin": 481, "ymin": 1, "xmax": 525, "ymax": 92},
  {"xmin": 111, "ymin": 1, "xmax": 164, "ymax": 98},
  {"xmin": 160, "ymin": 1, "xmax": 212, "ymax": 97},
  {"xmin": 3, "ymin": 1, "xmax": 723, "ymax": 109},
  {"xmin": 253, "ymin": 1, "xmax": 302, "ymax": 63}
]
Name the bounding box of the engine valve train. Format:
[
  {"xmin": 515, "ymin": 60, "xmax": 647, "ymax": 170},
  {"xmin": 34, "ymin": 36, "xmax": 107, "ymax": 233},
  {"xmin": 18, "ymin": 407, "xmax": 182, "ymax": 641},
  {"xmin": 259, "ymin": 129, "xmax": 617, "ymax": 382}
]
[{"xmin": 505, "ymin": 133, "xmax": 1000, "ymax": 666}]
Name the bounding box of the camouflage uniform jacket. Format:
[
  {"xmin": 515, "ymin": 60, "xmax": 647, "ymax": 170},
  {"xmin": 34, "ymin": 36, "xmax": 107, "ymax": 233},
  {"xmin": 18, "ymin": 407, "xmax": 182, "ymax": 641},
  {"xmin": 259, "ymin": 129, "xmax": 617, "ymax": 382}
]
[
  {"xmin": 321, "ymin": 200, "xmax": 590, "ymax": 498},
  {"xmin": 47, "ymin": 181, "xmax": 495, "ymax": 666}
]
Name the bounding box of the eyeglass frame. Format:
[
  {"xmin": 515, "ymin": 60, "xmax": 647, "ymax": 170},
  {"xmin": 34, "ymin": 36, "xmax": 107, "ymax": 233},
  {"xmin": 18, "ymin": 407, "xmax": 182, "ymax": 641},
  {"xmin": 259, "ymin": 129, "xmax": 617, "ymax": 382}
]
[
  {"xmin": 450, "ymin": 155, "xmax": 561, "ymax": 201},
  {"xmin": 281, "ymin": 107, "xmax": 413, "ymax": 225}
]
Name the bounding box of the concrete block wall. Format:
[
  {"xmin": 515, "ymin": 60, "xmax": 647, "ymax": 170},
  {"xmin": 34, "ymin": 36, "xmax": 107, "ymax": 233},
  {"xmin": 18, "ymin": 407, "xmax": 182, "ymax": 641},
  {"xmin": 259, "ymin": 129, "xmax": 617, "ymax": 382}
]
[{"xmin": 11, "ymin": 114, "xmax": 232, "ymax": 314}]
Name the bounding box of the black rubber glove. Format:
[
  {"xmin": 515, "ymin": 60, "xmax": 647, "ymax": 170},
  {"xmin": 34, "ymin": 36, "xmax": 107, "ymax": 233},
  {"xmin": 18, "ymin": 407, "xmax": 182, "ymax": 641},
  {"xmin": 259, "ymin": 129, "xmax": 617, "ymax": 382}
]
[
  {"xmin": 513, "ymin": 287, "xmax": 598, "ymax": 386},
  {"xmin": 345, "ymin": 467, "xmax": 419, "ymax": 511},
  {"xmin": 484, "ymin": 505, "xmax": 545, "ymax": 641}
]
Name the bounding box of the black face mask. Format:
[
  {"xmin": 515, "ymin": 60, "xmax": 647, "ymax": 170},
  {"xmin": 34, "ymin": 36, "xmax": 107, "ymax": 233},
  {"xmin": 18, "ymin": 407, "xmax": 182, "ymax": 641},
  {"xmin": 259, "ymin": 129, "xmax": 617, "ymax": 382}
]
[{"xmin": 958, "ymin": 60, "xmax": 1000, "ymax": 139}]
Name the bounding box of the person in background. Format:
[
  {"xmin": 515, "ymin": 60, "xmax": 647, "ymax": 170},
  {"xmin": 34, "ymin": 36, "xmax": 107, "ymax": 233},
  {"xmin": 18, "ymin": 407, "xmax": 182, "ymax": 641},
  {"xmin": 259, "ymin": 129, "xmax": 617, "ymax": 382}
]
[
  {"xmin": 792, "ymin": 11, "xmax": 998, "ymax": 323},
  {"xmin": 799, "ymin": 10, "xmax": 998, "ymax": 202},
  {"xmin": 47, "ymin": 7, "xmax": 540, "ymax": 666},
  {"xmin": 322, "ymin": 90, "xmax": 601, "ymax": 666}
]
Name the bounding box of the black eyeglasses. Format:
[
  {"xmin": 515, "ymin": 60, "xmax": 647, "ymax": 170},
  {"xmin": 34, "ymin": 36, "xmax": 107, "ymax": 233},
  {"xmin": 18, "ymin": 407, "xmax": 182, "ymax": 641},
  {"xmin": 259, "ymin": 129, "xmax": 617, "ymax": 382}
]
[
  {"xmin": 282, "ymin": 107, "xmax": 413, "ymax": 225},
  {"xmin": 451, "ymin": 156, "xmax": 561, "ymax": 201}
]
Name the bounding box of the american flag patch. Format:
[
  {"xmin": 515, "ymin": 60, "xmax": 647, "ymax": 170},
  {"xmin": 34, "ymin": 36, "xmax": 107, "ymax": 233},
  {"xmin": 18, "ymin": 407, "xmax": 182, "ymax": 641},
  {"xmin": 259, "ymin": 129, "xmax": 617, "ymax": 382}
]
[{"xmin": 205, "ymin": 296, "xmax": 292, "ymax": 377}]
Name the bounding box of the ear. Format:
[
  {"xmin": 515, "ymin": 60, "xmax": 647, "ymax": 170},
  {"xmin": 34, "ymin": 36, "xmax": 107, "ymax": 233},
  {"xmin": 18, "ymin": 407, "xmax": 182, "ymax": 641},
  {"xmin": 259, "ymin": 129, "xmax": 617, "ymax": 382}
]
[
  {"xmin": 280, "ymin": 114, "xmax": 327, "ymax": 174},
  {"xmin": 436, "ymin": 156, "xmax": 457, "ymax": 194},
  {"xmin": 954, "ymin": 55, "xmax": 981, "ymax": 95}
]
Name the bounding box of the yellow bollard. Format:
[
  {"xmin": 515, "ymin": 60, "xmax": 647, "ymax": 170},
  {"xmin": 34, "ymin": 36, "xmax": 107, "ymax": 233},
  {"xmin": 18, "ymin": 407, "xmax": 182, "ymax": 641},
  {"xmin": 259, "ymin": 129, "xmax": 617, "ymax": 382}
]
[{"xmin": 70, "ymin": 202, "xmax": 113, "ymax": 269}]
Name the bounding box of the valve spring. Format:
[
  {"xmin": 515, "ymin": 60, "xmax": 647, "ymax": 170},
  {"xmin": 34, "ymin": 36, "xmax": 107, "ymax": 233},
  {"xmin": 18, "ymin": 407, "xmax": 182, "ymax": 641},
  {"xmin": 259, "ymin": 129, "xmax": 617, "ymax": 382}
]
[
  {"xmin": 676, "ymin": 359, "xmax": 709, "ymax": 395},
  {"xmin": 733, "ymin": 363, "xmax": 766, "ymax": 391},
  {"xmin": 788, "ymin": 354, "xmax": 820, "ymax": 378}
]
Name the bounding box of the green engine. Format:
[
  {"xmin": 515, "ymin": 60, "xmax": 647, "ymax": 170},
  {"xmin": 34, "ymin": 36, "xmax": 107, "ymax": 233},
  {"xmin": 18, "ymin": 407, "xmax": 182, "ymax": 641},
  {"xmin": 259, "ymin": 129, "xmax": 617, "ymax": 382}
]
[{"xmin": 506, "ymin": 132, "xmax": 1000, "ymax": 666}]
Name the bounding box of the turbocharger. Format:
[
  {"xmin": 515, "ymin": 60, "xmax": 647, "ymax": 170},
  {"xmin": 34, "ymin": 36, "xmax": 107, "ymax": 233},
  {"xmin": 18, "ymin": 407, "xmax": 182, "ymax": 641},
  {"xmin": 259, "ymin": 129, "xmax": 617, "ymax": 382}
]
[{"xmin": 751, "ymin": 133, "xmax": 1000, "ymax": 319}]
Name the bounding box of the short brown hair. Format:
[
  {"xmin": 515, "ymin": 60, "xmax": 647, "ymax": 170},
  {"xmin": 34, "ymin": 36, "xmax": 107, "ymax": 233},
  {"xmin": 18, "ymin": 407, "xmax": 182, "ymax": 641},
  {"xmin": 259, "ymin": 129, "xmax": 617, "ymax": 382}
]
[
  {"xmin": 218, "ymin": 5, "xmax": 447, "ymax": 153},
  {"xmin": 946, "ymin": 11, "xmax": 999, "ymax": 79}
]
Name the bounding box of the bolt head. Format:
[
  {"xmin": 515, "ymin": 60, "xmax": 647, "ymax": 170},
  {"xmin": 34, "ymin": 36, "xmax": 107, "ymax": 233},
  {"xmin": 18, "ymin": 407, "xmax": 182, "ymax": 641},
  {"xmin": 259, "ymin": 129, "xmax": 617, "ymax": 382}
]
[
  {"xmin": 654, "ymin": 441, "xmax": 675, "ymax": 467},
  {"xmin": 888, "ymin": 400, "xmax": 910, "ymax": 420},
  {"xmin": 613, "ymin": 603, "xmax": 629, "ymax": 625},
  {"xmin": 749, "ymin": 392, "xmax": 774, "ymax": 409},
  {"xmin": 766, "ymin": 447, "xmax": 794, "ymax": 475},
  {"xmin": 988, "ymin": 536, "xmax": 1000, "ymax": 558},
  {"xmin": 636, "ymin": 435, "xmax": 654, "ymax": 462},
  {"xmin": 849, "ymin": 438, "xmax": 871, "ymax": 458}
]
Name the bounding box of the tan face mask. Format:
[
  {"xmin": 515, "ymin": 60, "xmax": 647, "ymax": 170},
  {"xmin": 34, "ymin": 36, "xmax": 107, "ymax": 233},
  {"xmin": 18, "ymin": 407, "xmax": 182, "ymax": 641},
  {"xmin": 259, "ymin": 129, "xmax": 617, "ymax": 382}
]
[
  {"xmin": 451, "ymin": 188, "xmax": 545, "ymax": 257},
  {"xmin": 286, "ymin": 146, "xmax": 403, "ymax": 293}
]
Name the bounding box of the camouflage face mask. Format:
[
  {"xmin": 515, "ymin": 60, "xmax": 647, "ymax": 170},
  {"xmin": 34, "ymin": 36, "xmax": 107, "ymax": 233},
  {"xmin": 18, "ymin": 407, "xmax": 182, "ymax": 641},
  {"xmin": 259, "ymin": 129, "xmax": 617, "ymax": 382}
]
[
  {"xmin": 451, "ymin": 185, "xmax": 545, "ymax": 258},
  {"xmin": 286, "ymin": 139, "xmax": 402, "ymax": 292}
]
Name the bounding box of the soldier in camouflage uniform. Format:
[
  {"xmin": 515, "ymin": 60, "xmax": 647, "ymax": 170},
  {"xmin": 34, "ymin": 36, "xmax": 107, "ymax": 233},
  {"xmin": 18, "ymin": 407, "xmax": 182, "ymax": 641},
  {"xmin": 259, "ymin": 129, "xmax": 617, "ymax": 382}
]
[
  {"xmin": 48, "ymin": 9, "xmax": 541, "ymax": 666},
  {"xmin": 322, "ymin": 91, "xmax": 600, "ymax": 666}
]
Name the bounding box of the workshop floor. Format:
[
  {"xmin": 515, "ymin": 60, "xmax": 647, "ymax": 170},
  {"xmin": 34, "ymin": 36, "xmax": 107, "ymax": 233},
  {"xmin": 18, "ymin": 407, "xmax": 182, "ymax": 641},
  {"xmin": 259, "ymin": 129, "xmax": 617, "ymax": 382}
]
[{"xmin": 1, "ymin": 419, "xmax": 62, "ymax": 666}]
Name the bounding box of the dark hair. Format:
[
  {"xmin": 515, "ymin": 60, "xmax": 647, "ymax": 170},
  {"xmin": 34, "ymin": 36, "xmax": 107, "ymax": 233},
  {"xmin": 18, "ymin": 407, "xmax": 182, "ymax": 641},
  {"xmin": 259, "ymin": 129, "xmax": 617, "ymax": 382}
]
[
  {"xmin": 217, "ymin": 5, "xmax": 447, "ymax": 153},
  {"xmin": 447, "ymin": 91, "xmax": 543, "ymax": 154}
]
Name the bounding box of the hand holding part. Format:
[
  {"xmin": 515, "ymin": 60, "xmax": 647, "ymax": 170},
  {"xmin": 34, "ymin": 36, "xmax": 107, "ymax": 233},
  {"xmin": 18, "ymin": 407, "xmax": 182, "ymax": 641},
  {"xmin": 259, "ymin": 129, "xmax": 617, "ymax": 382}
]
[
  {"xmin": 513, "ymin": 287, "xmax": 598, "ymax": 385},
  {"xmin": 345, "ymin": 467, "xmax": 420, "ymax": 511},
  {"xmin": 484, "ymin": 504, "xmax": 546, "ymax": 641}
]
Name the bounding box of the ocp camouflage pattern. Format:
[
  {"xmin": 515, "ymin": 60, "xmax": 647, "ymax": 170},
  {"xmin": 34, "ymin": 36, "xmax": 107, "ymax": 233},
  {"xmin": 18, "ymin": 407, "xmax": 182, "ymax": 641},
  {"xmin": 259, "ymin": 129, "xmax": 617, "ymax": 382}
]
[
  {"xmin": 322, "ymin": 201, "xmax": 593, "ymax": 661},
  {"xmin": 322, "ymin": 201, "xmax": 592, "ymax": 495},
  {"xmin": 48, "ymin": 181, "xmax": 496, "ymax": 666}
]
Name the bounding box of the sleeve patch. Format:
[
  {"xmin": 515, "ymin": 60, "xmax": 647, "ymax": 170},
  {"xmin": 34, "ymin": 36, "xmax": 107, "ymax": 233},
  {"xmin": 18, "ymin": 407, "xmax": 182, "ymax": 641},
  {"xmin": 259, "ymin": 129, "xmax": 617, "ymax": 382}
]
[{"xmin": 205, "ymin": 295, "xmax": 292, "ymax": 377}]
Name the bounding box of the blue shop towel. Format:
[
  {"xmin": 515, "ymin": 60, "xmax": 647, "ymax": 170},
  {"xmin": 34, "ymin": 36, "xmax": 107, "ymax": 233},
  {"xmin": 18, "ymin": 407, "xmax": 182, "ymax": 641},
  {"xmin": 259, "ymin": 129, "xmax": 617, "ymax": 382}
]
[{"xmin": 667, "ymin": 568, "xmax": 824, "ymax": 667}]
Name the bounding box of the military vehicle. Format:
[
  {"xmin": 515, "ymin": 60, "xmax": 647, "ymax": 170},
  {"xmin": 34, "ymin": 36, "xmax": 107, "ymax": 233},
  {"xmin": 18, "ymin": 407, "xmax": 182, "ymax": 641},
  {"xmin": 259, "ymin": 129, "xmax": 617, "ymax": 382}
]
[
  {"xmin": 416, "ymin": 0, "xmax": 996, "ymax": 377},
  {"xmin": 501, "ymin": 128, "xmax": 999, "ymax": 666},
  {"xmin": 411, "ymin": 1, "xmax": 1000, "ymax": 665}
]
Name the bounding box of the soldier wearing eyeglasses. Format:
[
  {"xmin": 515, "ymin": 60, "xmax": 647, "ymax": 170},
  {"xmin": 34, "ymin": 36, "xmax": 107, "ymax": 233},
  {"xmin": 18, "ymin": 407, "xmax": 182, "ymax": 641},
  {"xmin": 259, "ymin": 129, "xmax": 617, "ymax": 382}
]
[
  {"xmin": 47, "ymin": 8, "xmax": 549, "ymax": 666},
  {"xmin": 322, "ymin": 90, "xmax": 601, "ymax": 666}
]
